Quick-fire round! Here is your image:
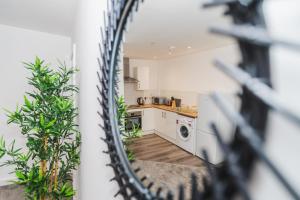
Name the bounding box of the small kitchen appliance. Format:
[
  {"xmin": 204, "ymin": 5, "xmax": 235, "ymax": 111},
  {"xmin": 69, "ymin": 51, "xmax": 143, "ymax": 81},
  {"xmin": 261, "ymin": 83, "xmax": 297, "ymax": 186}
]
[
  {"xmin": 175, "ymin": 98, "xmax": 182, "ymax": 107},
  {"xmin": 137, "ymin": 97, "xmax": 145, "ymax": 105},
  {"xmin": 164, "ymin": 98, "xmax": 172, "ymax": 106},
  {"xmin": 152, "ymin": 97, "xmax": 166, "ymax": 105}
]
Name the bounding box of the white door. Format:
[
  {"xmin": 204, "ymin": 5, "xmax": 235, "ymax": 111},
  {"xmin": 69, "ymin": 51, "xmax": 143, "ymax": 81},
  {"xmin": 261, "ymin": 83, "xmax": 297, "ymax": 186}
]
[
  {"xmin": 142, "ymin": 108, "xmax": 154, "ymax": 133},
  {"xmin": 164, "ymin": 111, "xmax": 177, "ymax": 139}
]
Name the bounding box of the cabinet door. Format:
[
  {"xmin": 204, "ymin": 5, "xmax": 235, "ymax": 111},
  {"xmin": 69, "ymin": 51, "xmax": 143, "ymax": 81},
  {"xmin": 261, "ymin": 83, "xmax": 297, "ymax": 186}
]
[
  {"xmin": 142, "ymin": 108, "xmax": 154, "ymax": 133},
  {"xmin": 153, "ymin": 109, "xmax": 160, "ymax": 132},
  {"xmin": 135, "ymin": 66, "xmax": 149, "ymax": 90},
  {"xmin": 164, "ymin": 111, "xmax": 177, "ymax": 139},
  {"xmin": 154, "ymin": 109, "xmax": 164, "ymax": 133},
  {"xmin": 196, "ymin": 130, "xmax": 223, "ymax": 164},
  {"xmin": 197, "ymin": 95, "xmax": 218, "ymax": 134},
  {"xmin": 197, "ymin": 94, "xmax": 236, "ymax": 139},
  {"xmin": 159, "ymin": 110, "xmax": 165, "ymax": 134}
]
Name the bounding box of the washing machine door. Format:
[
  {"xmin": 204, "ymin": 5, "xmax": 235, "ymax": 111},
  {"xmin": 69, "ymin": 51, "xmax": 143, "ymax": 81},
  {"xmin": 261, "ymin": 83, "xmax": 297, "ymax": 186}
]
[{"xmin": 178, "ymin": 124, "xmax": 191, "ymax": 141}]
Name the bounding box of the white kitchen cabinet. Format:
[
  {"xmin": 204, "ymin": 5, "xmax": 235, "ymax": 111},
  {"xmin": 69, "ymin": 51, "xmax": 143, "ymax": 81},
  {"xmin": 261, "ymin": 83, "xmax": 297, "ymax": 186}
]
[
  {"xmin": 196, "ymin": 93, "xmax": 238, "ymax": 164},
  {"xmin": 153, "ymin": 109, "xmax": 177, "ymax": 141},
  {"xmin": 134, "ymin": 66, "xmax": 149, "ymax": 90},
  {"xmin": 154, "ymin": 108, "xmax": 164, "ymax": 134},
  {"xmin": 164, "ymin": 111, "xmax": 177, "ymax": 139},
  {"xmin": 197, "ymin": 93, "xmax": 236, "ymax": 139},
  {"xmin": 142, "ymin": 108, "xmax": 154, "ymax": 134},
  {"xmin": 196, "ymin": 130, "xmax": 223, "ymax": 164}
]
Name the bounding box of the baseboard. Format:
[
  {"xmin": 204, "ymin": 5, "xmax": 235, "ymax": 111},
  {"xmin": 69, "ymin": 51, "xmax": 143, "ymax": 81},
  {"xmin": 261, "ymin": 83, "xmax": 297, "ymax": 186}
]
[
  {"xmin": 142, "ymin": 130, "xmax": 154, "ymax": 135},
  {"xmin": 154, "ymin": 131, "xmax": 176, "ymax": 144},
  {"xmin": 0, "ymin": 178, "xmax": 16, "ymax": 187}
]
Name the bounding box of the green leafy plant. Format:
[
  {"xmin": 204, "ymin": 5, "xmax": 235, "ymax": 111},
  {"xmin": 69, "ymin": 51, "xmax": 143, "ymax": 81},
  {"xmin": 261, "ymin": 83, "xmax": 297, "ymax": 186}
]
[
  {"xmin": 116, "ymin": 96, "xmax": 142, "ymax": 161},
  {"xmin": 0, "ymin": 57, "xmax": 81, "ymax": 200}
]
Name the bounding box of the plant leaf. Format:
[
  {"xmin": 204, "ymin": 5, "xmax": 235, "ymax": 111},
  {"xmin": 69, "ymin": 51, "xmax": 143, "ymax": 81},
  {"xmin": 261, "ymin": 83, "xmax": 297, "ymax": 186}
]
[
  {"xmin": 45, "ymin": 119, "xmax": 56, "ymax": 128},
  {"xmin": 24, "ymin": 96, "xmax": 32, "ymax": 109},
  {"xmin": 39, "ymin": 114, "xmax": 45, "ymax": 127},
  {"xmin": 15, "ymin": 171, "xmax": 26, "ymax": 180}
]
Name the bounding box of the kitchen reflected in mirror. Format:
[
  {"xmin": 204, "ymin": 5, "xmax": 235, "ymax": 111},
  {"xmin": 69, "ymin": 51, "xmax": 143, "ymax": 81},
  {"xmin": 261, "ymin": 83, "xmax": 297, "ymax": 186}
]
[{"xmin": 118, "ymin": 0, "xmax": 241, "ymax": 198}]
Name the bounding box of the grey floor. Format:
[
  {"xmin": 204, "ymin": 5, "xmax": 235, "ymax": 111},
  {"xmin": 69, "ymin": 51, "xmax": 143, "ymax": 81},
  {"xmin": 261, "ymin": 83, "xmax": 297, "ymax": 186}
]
[
  {"xmin": 0, "ymin": 185, "xmax": 24, "ymax": 200},
  {"xmin": 132, "ymin": 159, "xmax": 207, "ymax": 199}
]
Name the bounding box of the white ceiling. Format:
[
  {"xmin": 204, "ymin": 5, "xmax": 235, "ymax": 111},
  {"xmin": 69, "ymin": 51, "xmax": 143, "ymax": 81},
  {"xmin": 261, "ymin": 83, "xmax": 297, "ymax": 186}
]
[
  {"xmin": 124, "ymin": 0, "xmax": 234, "ymax": 59},
  {"xmin": 0, "ymin": 0, "xmax": 77, "ymax": 36}
]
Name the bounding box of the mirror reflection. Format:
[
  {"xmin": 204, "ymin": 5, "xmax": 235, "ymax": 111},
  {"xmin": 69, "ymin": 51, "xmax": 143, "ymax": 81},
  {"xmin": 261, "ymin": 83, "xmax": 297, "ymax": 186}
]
[{"xmin": 118, "ymin": 0, "xmax": 241, "ymax": 198}]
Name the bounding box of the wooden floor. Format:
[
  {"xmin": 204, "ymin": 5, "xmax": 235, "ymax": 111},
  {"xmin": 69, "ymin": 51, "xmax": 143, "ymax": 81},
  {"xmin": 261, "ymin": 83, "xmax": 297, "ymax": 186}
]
[{"xmin": 129, "ymin": 134, "xmax": 204, "ymax": 167}]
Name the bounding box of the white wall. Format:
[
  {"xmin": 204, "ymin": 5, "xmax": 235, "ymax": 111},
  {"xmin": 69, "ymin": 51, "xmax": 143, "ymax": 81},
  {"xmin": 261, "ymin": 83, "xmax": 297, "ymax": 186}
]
[
  {"xmin": 249, "ymin": 1, "xmax": 300, "ymax": 199},
  {"xmin": 127, "ymin": 44, "xmax": 239, "ymax": 106},
  {"xmin": 124, "ymin": 83, "xmax": 144, "ymax": 105},
  {"xmin": 0, "ymin": 24, "xmax": 71, "ymax": 185},
  {"xmin": 73, "ymin": 0, "xmax": 120, "ymax": 199},
  {"xmin": 157, "ymin": 44, "xmax": 239, "ymax": 94}
]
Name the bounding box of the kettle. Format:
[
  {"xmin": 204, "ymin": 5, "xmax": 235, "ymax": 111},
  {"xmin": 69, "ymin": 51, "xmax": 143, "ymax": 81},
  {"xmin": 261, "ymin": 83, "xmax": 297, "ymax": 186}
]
[{"xmin": 137, "ymin": 97, "xmax": 145, "ymax": 105}]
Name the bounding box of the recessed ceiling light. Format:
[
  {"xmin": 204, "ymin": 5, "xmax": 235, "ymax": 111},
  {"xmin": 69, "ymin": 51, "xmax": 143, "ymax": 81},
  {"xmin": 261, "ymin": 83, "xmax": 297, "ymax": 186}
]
[{"xmin": 187, "ymin": 46, "xmax": 192, "ymax": 49}]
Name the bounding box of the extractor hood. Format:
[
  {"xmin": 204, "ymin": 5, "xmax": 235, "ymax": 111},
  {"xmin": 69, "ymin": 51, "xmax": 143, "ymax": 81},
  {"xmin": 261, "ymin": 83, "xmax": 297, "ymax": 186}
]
[
  {"xmin": 123, "ymin": 57, "xmax": 138, "ymax": 83},
  {"xmin": 124, "ymin": 76, "xmax": 138, "ymax": 83}
]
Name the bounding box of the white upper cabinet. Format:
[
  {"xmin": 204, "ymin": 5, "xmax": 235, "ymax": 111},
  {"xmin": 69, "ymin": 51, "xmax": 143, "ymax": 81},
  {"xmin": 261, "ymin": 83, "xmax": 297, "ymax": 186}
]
[{"xmin": 134, "ymin": 66, "xmax": 150, "ymax": 90}]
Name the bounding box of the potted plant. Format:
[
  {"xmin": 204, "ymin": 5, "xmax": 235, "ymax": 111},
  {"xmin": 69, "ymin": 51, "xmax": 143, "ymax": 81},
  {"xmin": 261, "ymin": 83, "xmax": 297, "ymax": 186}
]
[
  {"xmin": 0, "ymin": 57, "xmax": 81, "ymax": 200},
  {"xmin": 116, "ymin": 96, "xmax": 142, "ymax": 161}
]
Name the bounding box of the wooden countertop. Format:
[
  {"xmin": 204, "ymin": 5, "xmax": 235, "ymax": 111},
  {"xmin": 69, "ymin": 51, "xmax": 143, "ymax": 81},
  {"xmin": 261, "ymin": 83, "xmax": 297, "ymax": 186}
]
[{"xmin": 127, "ymin": 104, "xmax": 198, "ymax": 118}]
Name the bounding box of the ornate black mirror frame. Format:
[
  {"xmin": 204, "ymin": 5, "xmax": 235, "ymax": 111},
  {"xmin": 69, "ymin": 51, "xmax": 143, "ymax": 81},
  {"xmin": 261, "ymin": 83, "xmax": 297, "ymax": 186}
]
[{"xmin": 97, "ymin": 0, "xmax": 300, "ymax": 199}]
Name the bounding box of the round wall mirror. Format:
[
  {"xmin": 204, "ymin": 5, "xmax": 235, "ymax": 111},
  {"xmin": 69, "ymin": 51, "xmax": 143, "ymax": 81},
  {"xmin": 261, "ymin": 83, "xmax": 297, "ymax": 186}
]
[{"xmin": 97, "ymin": 0, "xmax": 300, "ymax": 199}]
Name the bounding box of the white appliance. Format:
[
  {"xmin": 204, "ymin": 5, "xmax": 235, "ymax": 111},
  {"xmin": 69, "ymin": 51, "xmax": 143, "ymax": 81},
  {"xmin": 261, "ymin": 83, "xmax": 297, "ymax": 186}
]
[
  {"xmin": 176, "ymin": 115, "xmax": 196, "ymax": 154},
  {"xmin": 196, "ymin": 93, "xmax": 238, "ymax": 164}
]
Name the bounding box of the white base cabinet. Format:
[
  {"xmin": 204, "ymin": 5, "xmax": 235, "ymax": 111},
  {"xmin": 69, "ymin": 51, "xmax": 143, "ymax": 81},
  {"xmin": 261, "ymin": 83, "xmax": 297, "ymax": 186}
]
[
  {"xmin": 154, "ymin": 108, "xmax": 164, "ymax": 134},
  {"xmin": 196, "ymin": 93, "xmax": 237, "ymax": 164},
  {"xmin": 164, "ymin": 111, "xmax": 177, "ymax": 140},
  {"xmin": 142, "ymin": 108, "xmax": 154, "ymax": 134},
  {"xmin": 196, "ymin": 130, "xmax": 223, "ymax": 165},
  {"xmin": 143, "ymin": 108, "xmax": 177, "ymax": 142}
]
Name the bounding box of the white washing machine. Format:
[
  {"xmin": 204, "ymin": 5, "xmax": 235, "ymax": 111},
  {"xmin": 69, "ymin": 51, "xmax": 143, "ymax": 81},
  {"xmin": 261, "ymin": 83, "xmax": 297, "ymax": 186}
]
[{"xmin": 176, "ymin": 115, "xmax": 196, "ymax": 154}]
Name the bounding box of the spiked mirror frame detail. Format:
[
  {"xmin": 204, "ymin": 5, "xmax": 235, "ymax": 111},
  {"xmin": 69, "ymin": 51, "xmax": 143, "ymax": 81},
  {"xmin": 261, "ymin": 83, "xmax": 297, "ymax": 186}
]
[{"xmin": 97, "ymin": 0, "xmax": 300, "ymax": 199}]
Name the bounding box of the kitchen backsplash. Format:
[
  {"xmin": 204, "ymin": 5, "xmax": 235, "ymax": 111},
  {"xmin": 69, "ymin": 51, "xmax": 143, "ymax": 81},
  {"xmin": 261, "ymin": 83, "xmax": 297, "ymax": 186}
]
[
  {"xmin": 124, "ymin": 83, "xmax": 144, "ymax": 105},
  {"xmin": 124, "ymin": 83, "xmax": 198, "ymax": 107},
  {"xmin": 158, "ymin": 90, "xmax": 198, "ymax": 106}
]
